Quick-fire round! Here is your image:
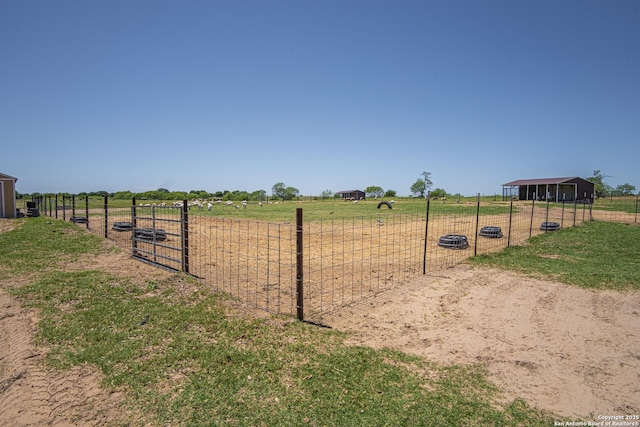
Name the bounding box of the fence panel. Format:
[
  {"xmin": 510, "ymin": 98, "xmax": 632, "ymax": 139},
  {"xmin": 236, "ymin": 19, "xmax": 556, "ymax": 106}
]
[
  {"xmin": 131, "ymin": 204, "xmax": 184, "ymax": 272},
  {"xmin": 30, "ymin": 193, "xmax": 638, "ymax": 322},
  {"xmin": 303, "ymin": 213, "xmax": 424, "ymax": 318},
  {"xmin": 188, "ymin": 215, "xmax": 298, "ymax": 316}
]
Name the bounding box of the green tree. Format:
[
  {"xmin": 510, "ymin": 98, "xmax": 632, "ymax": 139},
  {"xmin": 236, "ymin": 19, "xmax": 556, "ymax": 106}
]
[
  {"xmin": 613, "ymin": 183, "xmax": 636, "ymax": 196},
  {"xmin": 251, "ymin": 190, "xmax": 267, "ymax": 201},
  {"xmin": 410, "ymin": 171, "xmax": 433, "ymax": 197},
  {"xmin": 284, "ymin": 186, "xmax": 299, "ymax": 201},
  {"xmin": 587, "ymin": 170, "xmax": 612, "ymax": 198},
  {"xmin": 113, "ymin": 191, "xmax": 134, "ymax": 200},
  {"xmin": 321, "ymin": 190, "xmax": 333, "ymax": 200},
  {"xmin": 410, "ymin": 180, "xmax": 425, "ymax": 197},
  {"xmin": 272, "ymin": 182, "xmax": 287, "ymax": 201},
  {"xmin": 430, "ymin": 188, "xmax": 447, "ymax": 198},
  {"xmin": 364, "ymin": 186, "xmax": 384, "ymax": 198},
  {"xmin": 384, "ymin": 189, "xmax": 396, "ymax": 198}
]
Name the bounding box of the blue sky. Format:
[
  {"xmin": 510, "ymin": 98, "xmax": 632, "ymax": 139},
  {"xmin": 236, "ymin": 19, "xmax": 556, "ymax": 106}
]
[{"xmin": 2, "ymin": 0, "xmax": 638, "ymax": 197}]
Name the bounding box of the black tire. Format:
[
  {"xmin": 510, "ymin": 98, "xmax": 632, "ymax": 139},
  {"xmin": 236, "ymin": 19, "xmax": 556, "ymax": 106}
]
[
  {"xmin": 540, "ymin": 222, "xmax": 560, "ymax": 231},
  {"xmin": 135, "ymin": 228, "xmax": 167, "ymax": 241},
  {"xmin": 26, "ymin": 208, "xmax": 40, "ymax": 217},
  {"xmin": 479, "ymin": 226, "xmax": 503, "ymax": 238},
  {"xmin": 112, "ymin": 222, "xmax": 133, "ymax": 231},
  {"xmin": 437, "ymin": 234, "xmax": 469, "ymax": 249},
  {"xmin": 70, "ymin": 216, "xmax": 88, "ymax": 224},
  {"xmin": 377, "ymin": 201, "xmax": 392, "ymax": 209}
]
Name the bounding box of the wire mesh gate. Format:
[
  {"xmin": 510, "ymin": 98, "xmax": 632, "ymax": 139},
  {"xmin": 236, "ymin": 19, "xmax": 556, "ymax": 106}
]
[{"xmin": 131, "ymin": 202, "xmax": 188, "ymax": 273}]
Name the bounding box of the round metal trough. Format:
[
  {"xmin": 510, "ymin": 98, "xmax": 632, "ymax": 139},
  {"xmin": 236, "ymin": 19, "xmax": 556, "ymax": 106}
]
[{"xmin": 437, "ymin": 234, "xmax": 469, "ymax": 249}]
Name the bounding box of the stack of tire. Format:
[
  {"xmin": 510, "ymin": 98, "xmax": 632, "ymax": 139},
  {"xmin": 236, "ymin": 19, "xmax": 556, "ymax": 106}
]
[
  {"xmin": 479, "ymin": 226, "xmax": 503, "ymax": 238},
  {"xmin": 112, "ymin": 222, "xmax": 133, "ymax": 232},
  {"xmin": 437, "ymin": 234, "xmax": 469, "ymax": 249},
  {"xmin": 26, "ymin": 201, "xmax": 40, "ymax": 217},
  {"xmin": 134, "ymin": 228, "xmax": 167, "ymax": 241},
  {"xmin": 540, "ymin": 222, "xmax": 561, "ymax": 231}
]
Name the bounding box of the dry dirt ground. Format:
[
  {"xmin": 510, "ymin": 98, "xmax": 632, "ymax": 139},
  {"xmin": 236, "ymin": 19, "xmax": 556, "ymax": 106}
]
[
  {"xmin": 1, "ymin": 219, "xmax": 639, "ymax": 425},
  {"xmin": 324, "ymin": 264, "xmax": 640, "ymax": 420}
]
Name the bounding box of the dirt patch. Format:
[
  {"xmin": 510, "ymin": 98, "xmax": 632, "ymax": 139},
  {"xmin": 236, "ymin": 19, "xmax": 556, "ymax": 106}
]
[
  {"xmin": 0, "ymin": 288, "xmax": 129, "ymax": 426},
  {"xmin": 0, "ymin": 219, "xmax": 18, "ymax": 234},
  {"xmin": 324, "ymin": 264, "xmax": 640, "ymax": 420},
  {"xmin": 0, "ymin": 234, "xmax": 171, "ymax": 426}
]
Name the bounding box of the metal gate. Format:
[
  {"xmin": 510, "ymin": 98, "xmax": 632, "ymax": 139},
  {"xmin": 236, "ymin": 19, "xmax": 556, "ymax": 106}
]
[{"xmin": 131, "ymin": 202, "xmax": 188, "ymax": 273}]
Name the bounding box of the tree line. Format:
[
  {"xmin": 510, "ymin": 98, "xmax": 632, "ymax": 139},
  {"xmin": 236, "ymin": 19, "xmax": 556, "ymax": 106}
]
[
  {"xmin": 588, "ymin": 170, "xmax": 637, "ymax": 197},
  {"xmin": 17, "ymin": 170, "xmax": 633, "ymax": 201},
  {"xmin": 16, "ymin": 172, "xmax": 445, "ymax": 202}
]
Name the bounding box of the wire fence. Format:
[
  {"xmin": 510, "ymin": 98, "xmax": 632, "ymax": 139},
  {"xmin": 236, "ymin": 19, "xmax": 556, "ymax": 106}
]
[{"xmin": 28, "ymin": 194, "xmax": 639, "ymax": 323}]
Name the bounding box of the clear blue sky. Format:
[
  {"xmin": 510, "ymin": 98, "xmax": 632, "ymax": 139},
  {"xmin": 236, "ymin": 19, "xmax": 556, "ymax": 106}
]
[{"xmin": 2, "ymin": 0, "xmax": 638, "ymax": 197}]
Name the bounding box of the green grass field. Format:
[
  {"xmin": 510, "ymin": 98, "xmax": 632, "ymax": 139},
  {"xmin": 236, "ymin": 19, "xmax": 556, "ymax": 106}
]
[
  {"xmin": 470, "ymin": 220, "xmax": 640, "ymax": 290},
  {"xmin": 35, "ymin": 195, "xmax": 513, "ymax": 222}
]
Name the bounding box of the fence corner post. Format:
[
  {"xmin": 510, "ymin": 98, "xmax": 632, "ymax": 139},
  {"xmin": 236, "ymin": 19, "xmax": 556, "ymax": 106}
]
[
  {"xmin": 296, "ymin": 207, "xmax": 304, "ymax": 321},
  {"xmin": 182, "ymin": 199, "xmax": 189, "ymax": 274}
]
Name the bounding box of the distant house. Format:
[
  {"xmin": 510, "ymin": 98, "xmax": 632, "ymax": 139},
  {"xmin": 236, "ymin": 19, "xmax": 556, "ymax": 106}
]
[
  {"xmin": 502, "ymin": 177, "xmax": 595, "ymax": 202},
  {"xmin": 336, "ymin": 190, "xmax": 366, "ymax": 201},
  {"xmin": 0, "ymin": 172, "xmax": 18, "ymax": 218}
]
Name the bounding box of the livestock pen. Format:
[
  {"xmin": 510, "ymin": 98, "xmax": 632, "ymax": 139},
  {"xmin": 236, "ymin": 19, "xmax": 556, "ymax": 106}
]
[{"xmin": 29, "ymin": 194, "xmax": 637, "ymax": 324}]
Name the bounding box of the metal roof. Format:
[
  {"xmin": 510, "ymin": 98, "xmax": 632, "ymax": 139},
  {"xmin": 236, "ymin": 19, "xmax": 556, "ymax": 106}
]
[
  {"xmin": 502, "ymin": 177, "xmax": 581, "ymax": 186},
  {"xmin": 0, "ymin": 172, "xmax": 18, "ymax": 181}
]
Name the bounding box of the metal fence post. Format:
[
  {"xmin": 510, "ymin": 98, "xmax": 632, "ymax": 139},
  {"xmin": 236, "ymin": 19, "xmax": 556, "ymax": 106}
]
[
  {"xmin": 296, "ymin": 208, "xmax": 304, "ymax": 321},
  {"xmin": 473, "ymin": 193, "xmax": 480, "ymax": 256},
  {"xmin": 422, "ymin": 193, "xmax": 431, "ymax": 274},
  {"xmin": 182, "ymin": 200, "xmax": 189, "ymax": 274},
  {"xmin": 131, "ymin": 198, "xmax": 137, "ymax": 257},
  {"xmin": 507, "ymin": 197, "xmax": 513, "ymax": 248},
  {"xmin": 635, "ymin": 195, "xmax": 639, "ymax": 224},
  {"xmin": 544, "ymin": 198, "xmax": 549, "ymax": 233},
  {"xmin": 104, "ymin": 196, "xmax": 109, "ymax": 238},
  {"xmin": 529, "ymin": 199, "xmax": 535, "ymax": 239},
  {"xmin": 55, "ymin": 194, "xmax": 58, "ymax": 219},
  {"xmin": 85, "ymin": 195, "xmax": 89, "ymax": 229}
]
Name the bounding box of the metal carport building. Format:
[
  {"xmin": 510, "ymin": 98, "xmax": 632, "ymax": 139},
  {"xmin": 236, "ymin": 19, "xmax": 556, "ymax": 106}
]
[{"xmin": 502, "ymin": 177, "xmax": 595, "ymax": 202}]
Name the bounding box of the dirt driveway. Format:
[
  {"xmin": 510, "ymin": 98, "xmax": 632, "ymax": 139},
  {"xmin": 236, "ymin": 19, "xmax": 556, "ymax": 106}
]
[{"xmin": 324, "ymin": 264, "xmax": 640, "ymax": 420}]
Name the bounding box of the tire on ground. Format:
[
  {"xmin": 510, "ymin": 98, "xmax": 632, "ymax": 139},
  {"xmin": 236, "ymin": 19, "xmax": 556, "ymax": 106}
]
[
  {"xmin": 479, "ymin": 226, "xmax": 503, "ymax": 238},
  {"xmin": 437, "ymin": 234, "xmax": 469, "ymax": 249},
  {"xmin": 540, "ymin": 222, "xmax": 561, "ymax": 231}
]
